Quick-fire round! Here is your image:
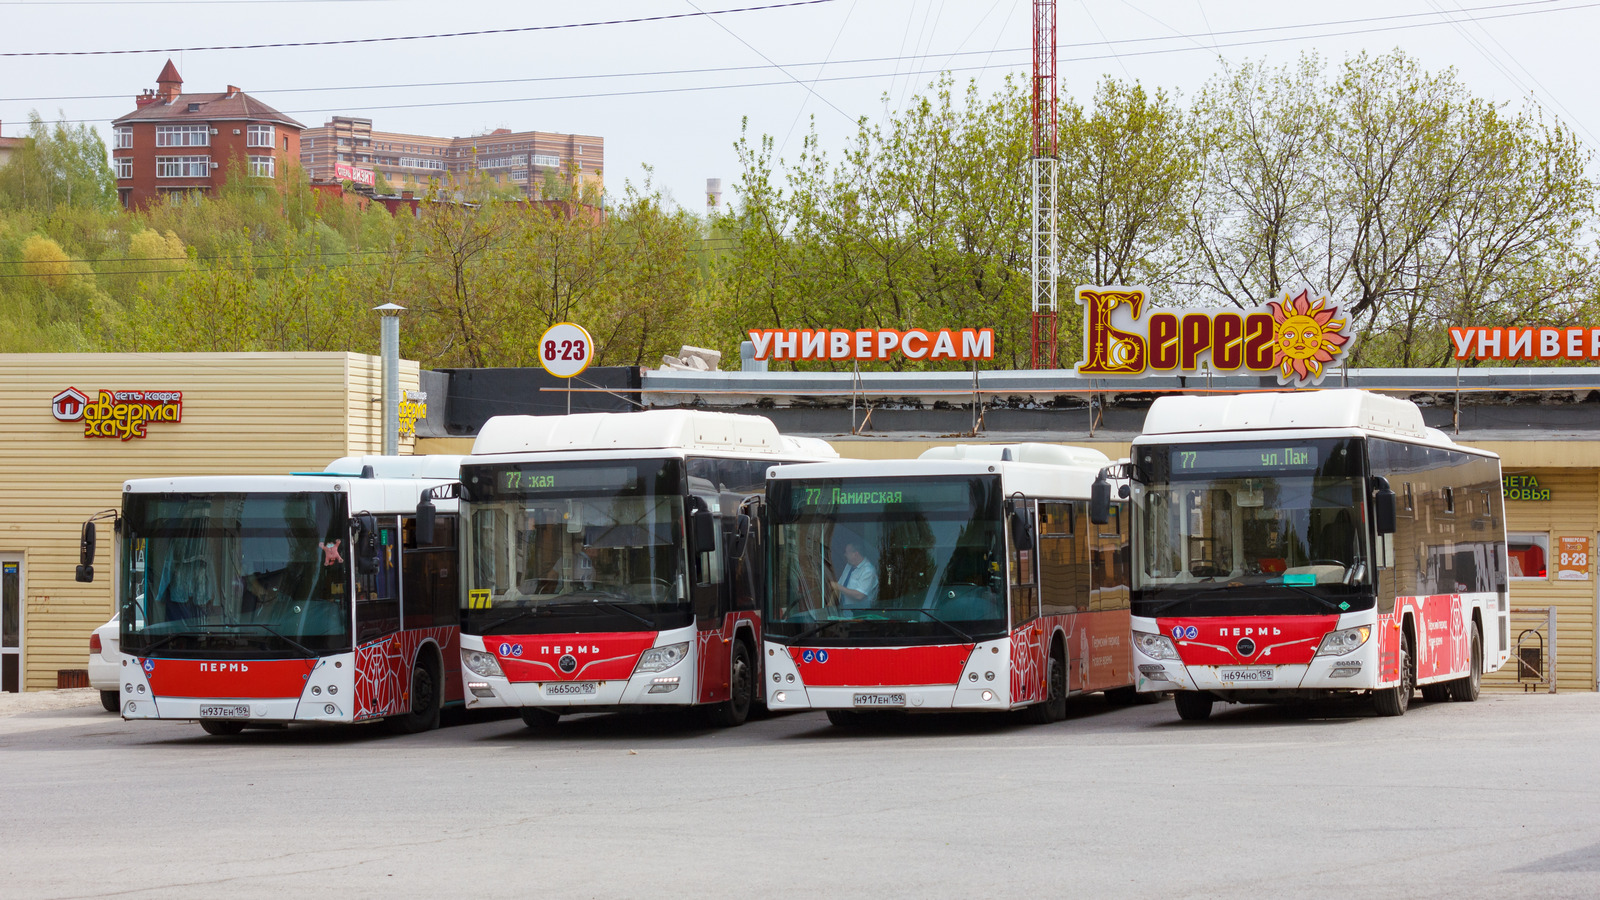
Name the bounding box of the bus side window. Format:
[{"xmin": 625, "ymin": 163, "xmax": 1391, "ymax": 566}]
[
  {"xmin": 1038, "ymin": 502, "xmax": 1077, "ymax": 615},
  {"xmin": 402, "ymin": 515, "xmax": 459, "ymax": 629},
  {"xmin": 356, "ymin": 519, "xmax": 400, "ymax": 643}
]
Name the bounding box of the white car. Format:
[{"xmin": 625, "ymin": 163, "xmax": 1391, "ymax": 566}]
[{"xmin": 88, "ymin": 616, "xmax": 120, "ymax": 713}]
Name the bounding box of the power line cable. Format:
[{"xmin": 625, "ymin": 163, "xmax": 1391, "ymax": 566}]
[
  {"xmin": 683, "ymin": 0, "xmax": 856, "ymax": 124},
  {"xmin": 0, "ymin": 0, "xmax": 1583, "ymax": 103},
  {"xmin": 0, "ymin": 0, "xmax": 839, "ymax": 57},
  {"xmin": 16, "ymin": 1, "xmax": 1600, "ymax": 125}
]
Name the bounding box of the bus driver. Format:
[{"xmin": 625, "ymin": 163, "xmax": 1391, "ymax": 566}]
[{"xmin": 829, "ymin": 541, "xmax": 879, "ymax": 608}]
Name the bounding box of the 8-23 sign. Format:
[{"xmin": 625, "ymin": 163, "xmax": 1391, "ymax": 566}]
[{"xmin": 538, "ymin": 322, "xmax": 594, "ymax": 379}]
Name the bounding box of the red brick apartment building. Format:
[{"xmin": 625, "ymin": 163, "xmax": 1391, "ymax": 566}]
[
  {"xmin": 111, "ymin": 61, "xmax": 304, "ymax": 209},
  {"xmin": 301, "ymin": 116, "xmax": 602, "ymax": 200}
]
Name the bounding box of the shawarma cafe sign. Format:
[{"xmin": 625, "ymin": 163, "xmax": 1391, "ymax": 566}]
[
  {"xmin": 1075, "ymin": 287, "xmax": 1352, "ymax": 388},
  {"xmin": 51, "ymin": 387, "xmax": 183, "ymax": 441}
]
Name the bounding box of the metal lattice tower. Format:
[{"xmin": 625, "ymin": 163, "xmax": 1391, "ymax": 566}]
[{"xmin": 1029, "ymin": 0, "xmax": 1059, "ymax": 369}]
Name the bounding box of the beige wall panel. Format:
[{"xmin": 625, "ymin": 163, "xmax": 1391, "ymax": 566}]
[
  {"xmin": 0, "ymin": 352, "xmax": 411, "ymax": 690},
  {"xmin": 1487, "ymin": 469, "xmax": 1598, "ymax": 693}
]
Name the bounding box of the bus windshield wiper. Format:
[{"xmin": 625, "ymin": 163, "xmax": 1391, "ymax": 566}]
[
  {"xmin": 219, "ymin": 622, "xmax": 316, "ymax": 658},
  {"xmin": 786, "ymin": 616, "xmax": 856, "ymax": 643},
  {"xmin": 912, "ymin": 608, "xmax": 975, "ymax": 644}
]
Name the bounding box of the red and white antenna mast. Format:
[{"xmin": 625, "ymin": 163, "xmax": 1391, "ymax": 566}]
[{"xmin": 1029, "ymin": 0, "xmax": 1059, "ymax": 369}]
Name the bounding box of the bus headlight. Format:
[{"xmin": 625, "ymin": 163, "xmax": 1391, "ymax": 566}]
[
  {"xmin": 463, "ymin": 649, "xmax": 504, "ymax": 678},
  {"xmin": 1315, "ymin": 626, "xmax": 1371, "ymax": 657},
  {"xmin": 635, "ymin": 642, "xmax": 689, "ymax": 673},
  {"xmin": 1134, "ymin": 632, "xmax": 1182, "ymax": 660}
]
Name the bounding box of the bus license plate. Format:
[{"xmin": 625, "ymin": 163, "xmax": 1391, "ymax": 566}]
[
  {"xmin": 853, "ymin": 692, "xmax": 906, "ymax": 708},
  {"xmin": 198, "ymin": 705, "xmax": 250, "ymax": 718},
  {"xmin": 1219, "ymin": 668, "xmax": 1274, "ymax": 683},
  {"xmin": 545, "ymin": 683, "xmax": 597, "ymax": 696}
]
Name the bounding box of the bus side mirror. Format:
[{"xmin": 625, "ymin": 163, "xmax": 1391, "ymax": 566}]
[
  {"xmin": 1008, "ymin": 497, "xmax": 1034, "ymax": 552},
  {"xmin": 355, "ymin": 515, "xmax": 379, "ymax": 575},
  {"xmin": 1090, "ymin": 474, "xmax": 1112, "ymax": 525},
  {"xmin": 75, "ymin": 520, "xmax": 96, "ymax": 583},
  {"xmin": 687, "ymin": 497, "xmax": 716, "ymax": 555},
  {"xmin": 1372, "ymin": 476, "xmax": 1396, "ymax": 535},
  {"xmin": 728, "ymin": 513, "xmax": 752, "ymax": 560},
  {"xmin": 417, "ymin": 494, "xmax": 436, "ymax": 545}
]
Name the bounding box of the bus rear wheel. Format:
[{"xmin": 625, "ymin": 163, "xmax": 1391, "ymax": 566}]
[
  {"xmin": 1173, "ymin": 692, "xmax": 1213, "ymax": 721},
  {"xmin": 386, "ymin": 652, "xmax": 443, "ymax": 734},
  {"xmin": 708, "ymin": 641, "xmax": 754, "ymax": 728},
  {"xmin": 100, "ymin": 690, "xmax": 120, "ymax": 713},
  {"xmin": 200, "ymin": 719, "xmax": 246, "ymax": 736},
  {"xmin": 1448, "ymin": 622, "xmax": 1482, "ymax": 703},
  {"xmin": 1373, "ymin": 631, "xmax": 1414, "ymax": 717}
]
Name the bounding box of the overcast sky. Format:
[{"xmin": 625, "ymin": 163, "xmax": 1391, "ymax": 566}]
[{"xmin": 3, "ymin": 0, "xmax": 1598, "ymax": 213}]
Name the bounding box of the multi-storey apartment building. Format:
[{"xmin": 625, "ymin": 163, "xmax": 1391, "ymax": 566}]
[
  {"xmin": 301, "ymin": 116, "xmax": 602, "ymax": 199},
  {"xmin": 111, "ymin": 61, "xmax": 304, "ymax": 210}
]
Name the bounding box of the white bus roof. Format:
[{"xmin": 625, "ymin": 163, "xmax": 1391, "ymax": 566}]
[
  {"xmin": 122, "ymin": 456, "xmax": 464, "ymax": 513},
  {"xmin": 769, "ymin": 443, "xmax": 1113, "ymax": 500},
  {"xmin": 1135, "ymin": 389, "xmax": 1493, "ymax": 456},
  {"xmin": 471, "ymin": 410, "xmax": 837, "ymax": 459}
]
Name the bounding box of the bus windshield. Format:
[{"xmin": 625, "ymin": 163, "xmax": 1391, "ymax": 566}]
[
  {"xmin": 765, "ymin": 475, "xmax": 1006, "ymax": 644},
  {"xmin": 120, "ymin": 492, "xmax": 352, "ymax": 656},
  {"xmin": 460, "ymin": 459, "xmax": 691, "ymax": 635},
  {"xmin": 1132, "ymin": 438, "xmax": 1374, "ymax": 617}
]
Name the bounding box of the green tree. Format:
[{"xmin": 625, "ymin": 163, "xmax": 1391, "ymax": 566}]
[{"xmin": 0, "ymin": 112, "xmax": 116, "ymax": 213}]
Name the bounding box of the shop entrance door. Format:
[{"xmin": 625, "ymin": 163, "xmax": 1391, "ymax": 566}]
[{"xmin": 1, "ymin": 557, "xmax": 20, "ymax": 692}]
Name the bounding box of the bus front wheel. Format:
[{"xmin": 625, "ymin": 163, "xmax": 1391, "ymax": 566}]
[
  {"xmin": 1173, "ymin": 692, "xmax": 1213, "ymax": 721},
  {"xmin": 386, "ymin": 651, "xmax": 443, "ymax": 734},
  {"xmin": 520, "ymin": 708, "xmax": 561, "ymax": 730},
  {"xmin": 1373, "ymin": 631, "xmax": 1414, "ymax": 717},
  {"xmin": 1022, "ymin": 650, "xmax": 1067, "ymax": 724},
  {"xmin": 708, "ymin": 641, "xmax": 754, "ymax": 728}
]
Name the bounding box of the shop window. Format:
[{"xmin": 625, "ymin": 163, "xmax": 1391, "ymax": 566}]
[{"xmin": 1507, "ymin": 533, "xmax": 1549, "ymax": 580}]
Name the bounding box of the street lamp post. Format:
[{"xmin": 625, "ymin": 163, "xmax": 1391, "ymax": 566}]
[{"xmin": 374, "ymin": 303, "xmax": 405, "ymax": 456}]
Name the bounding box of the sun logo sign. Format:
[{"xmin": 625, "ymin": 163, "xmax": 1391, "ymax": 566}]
[
  {"xmin": 1075, "ymin": 286, "xmax": 1352, "ymax": 388},
  {"xmin": 1267, "ymin": 290, "xmax": 1349, "ymax": 384}
]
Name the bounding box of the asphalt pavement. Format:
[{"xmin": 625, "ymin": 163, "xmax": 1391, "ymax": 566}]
[{"xmin": 1, "ymin": 690, "xmax": 1595, "ymax": 899}]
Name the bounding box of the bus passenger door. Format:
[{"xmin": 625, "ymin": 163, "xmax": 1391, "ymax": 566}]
[
  {"xmin": 1009, "ymin": 501, "xmax": 1044, "ymax": 705},
  {"xmin": 688, "ymin": 490, "xmax": 731, "ymax": 705},
  {"xmin": 1089, "ymin": 501, "xmax": 1133, "ymax": 690},
  {"xmin": 353, "ymin": 516, "xmax": 404, "ymax": 718}
]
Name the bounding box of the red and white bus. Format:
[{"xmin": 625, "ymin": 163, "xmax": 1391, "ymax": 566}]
[
  {"xmin": 762, "ymin": 444, "xmax": 1137, "ymax": 726},
  {"xmin": 85, "ymin": 455, "xmax": 465, "ymax": 735},
  {"xmin": 445, "ymin": 410, "xmax": 835, "ymax": 730},
  {"xmin": 1112, "ymin": 389, "xmax": 1511, "ymax": 720}
]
